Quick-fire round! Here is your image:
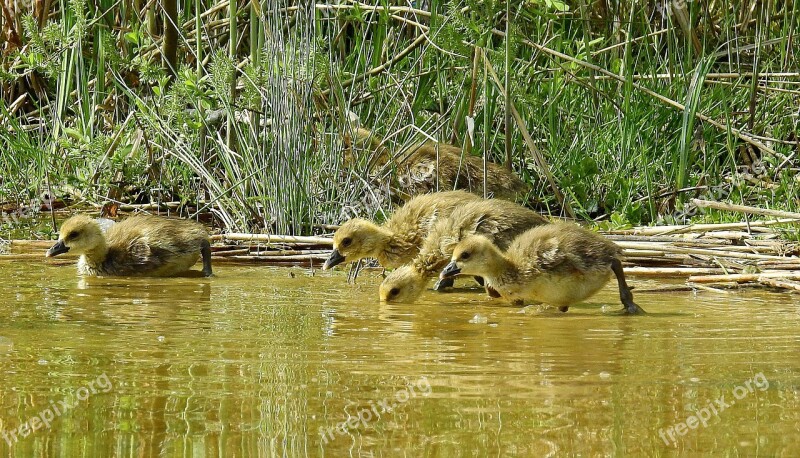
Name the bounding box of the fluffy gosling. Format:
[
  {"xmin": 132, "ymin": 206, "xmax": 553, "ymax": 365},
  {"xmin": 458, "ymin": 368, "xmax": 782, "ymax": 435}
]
[
  {"xmin": 379, "ymin": 198, "xmax": 548, "ymax": 303},
  {"xmin": 439, "ymin": 222, "xmax": 643, "ymax": 314},
  {"xmin": 46, "ymin": 214, "xmax": 212, "ymax": 277},
  {"xmin": 323, "ymin": 190, "xmax": 478, "ymax": 270}
]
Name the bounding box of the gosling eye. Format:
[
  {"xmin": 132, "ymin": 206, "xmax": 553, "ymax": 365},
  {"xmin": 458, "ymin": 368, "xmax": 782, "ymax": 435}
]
[
  {"xmin": 459, "ymin": 252, "xmax": 471, "ymax": 261},
  {"xmin": 65, "ymin": 231, "xmax": 80, "ymax": 241},
  {"xmin": 389, "ymin": 287, "xmax": 399, "ymax": 297},
  {"xmin": 341, "ymin": 237, "xmax": 352, "ymax": 248}
]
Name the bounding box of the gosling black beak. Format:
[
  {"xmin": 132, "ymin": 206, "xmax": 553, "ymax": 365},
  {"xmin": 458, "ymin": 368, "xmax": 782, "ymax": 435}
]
[
  {"xmin": 46, "ymin": 240, "xmax": 70, "ymax": 257},
  {"xmin": 440, "ymin": 261, "xmax": 461, "ymax": 279},
  {"xmin": 323, "ymin": 249, "xmax": 345, "ymax": 270}
]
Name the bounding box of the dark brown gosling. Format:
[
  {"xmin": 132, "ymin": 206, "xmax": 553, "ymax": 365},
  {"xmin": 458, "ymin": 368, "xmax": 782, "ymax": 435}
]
[
  {"xmin": 439, "ymin": 222, "xmax": 643, "ymax": 314},
  {"xmin": 344, "ymin": 127, "xmax": 530, "ymax": 201},
  {"xmin": 45, "ymin": 214, "xmax": 212, "ymax": 277},
  {"xmin": 323, "ymin": 190, "xmax": 479, "ymax": 270},
  {"xmin": 396, "ymin": 140, "xmax": 530, "ymax": 201},
  {"xmin": 379, "ymin": 198, "xmax": 549, "ymax": 303}
]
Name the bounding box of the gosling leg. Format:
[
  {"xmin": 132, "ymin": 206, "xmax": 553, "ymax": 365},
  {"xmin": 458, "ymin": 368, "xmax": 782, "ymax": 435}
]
[
  {"xmin": 201, "ymin": 239, "xmax": 213, "ymax": 277},
  {"xmin": 611, "ymin": 258, "xmax": 643, "ymax": 314}
]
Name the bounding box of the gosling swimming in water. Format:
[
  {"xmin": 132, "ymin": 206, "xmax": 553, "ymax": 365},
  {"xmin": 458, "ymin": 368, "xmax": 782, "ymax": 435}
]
[
  {"xmin": 323, "ymin": 190, "xmax": 479, "ymax": 270},
  {"xmin": 440, "ymin": 222, "xmax": 643, "ymax": 314},
  {"xmin": 46, "ymin": 214, "xmax": 212, "ymax": 277},
  {"xmin": 379, "ymin": 198, "xmax": 549, "ymax": 303}
]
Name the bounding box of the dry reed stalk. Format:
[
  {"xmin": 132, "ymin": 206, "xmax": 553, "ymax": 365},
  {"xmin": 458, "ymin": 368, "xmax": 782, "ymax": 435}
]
[
  {"xmin": 614, "ymin": 241, "xmax": 787, "ymax": 261},
  {"xmin": 686, "ymin": 282, "xmax": 732, "ymax": 294},
  {"xmin": 210, "ymin": 248, "xmax": 251, "ymax": 256},
  {"xmin": 623, "ymin": 267, "xmax": 725, "ymax": 276},
  {"xmin": 756, "ymin": 261, "xmax": 800, "ymax": 269},
  {"xmin": 688, "ymin": 271, "xmax": 800, "ymax": 283},
  {"xmin": 604, "ymin": 219, "xmax": 799, "ymax": 236},
  {"xmin": 605, "ymin": 234, "xmax": 733, "ymax": 245},
  {"xmin": 691, "ymin": 199, "xmax": 800, "ymax": 220},
  {"xmin": 224, "ymin": 254, "xmax": 329, "ymax": 261},
  {"xmin": 247, "ymin": 249, "xmax": 331, "ymax": 256},
  {"xmin": 758, "ymin": 277, "xmax": 800, "ymax": 292},
  {"xmin": 8, "ymin": 240, "xmax": 54, "ymax": 250},
  {"xmin": 621, "ymin": 249, "xmax": 668, "ymax": 257},
  {"xmin": 212, "ymin": 233, "xmax": 333, "ymax": 245}
]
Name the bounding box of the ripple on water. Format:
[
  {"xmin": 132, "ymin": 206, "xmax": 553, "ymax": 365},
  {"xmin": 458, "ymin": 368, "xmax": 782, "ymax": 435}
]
[{"xmin": 0, "ymin": 261, "xmax": 799, "ymax": 456}]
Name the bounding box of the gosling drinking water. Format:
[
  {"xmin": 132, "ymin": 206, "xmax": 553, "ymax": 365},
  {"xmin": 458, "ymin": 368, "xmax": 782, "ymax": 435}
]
[{"xmin": 440, "ymin": 222, "xmax": 643, "ymax": 314}]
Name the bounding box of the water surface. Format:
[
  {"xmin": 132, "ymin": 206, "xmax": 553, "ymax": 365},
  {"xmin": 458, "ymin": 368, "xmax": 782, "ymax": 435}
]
[{"xmin": 0, "ymin": 259, "xmax": 798, "ymax": 456}]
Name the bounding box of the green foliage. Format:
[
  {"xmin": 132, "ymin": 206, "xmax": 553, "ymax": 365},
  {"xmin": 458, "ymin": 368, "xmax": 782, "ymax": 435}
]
[{"xmin": 1, "ymin": 1, "xmax": 799, "ymax": 236}]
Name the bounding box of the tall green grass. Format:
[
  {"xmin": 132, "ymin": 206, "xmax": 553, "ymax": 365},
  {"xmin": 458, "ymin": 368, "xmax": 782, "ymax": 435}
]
[{"xmin": 1, "ymin": 1, "xmax": 798, "ymax": 236}]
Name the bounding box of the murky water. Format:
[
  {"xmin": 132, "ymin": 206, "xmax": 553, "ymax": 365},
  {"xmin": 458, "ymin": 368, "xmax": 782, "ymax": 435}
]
[{"xmin": 0, "ymin": 258, "xmax": 798, "ymax": 456}]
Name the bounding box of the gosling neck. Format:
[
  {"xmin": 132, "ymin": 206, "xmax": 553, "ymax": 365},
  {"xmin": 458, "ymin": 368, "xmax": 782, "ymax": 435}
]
[
  {"xmin": 81, "ymin": 238, "xmax": 109, "ymax": 269},
  {"xmin": 483, "ymin": 248, "xmax": 518, "ymax": 285},
  {"xmin": 378, "ymin": 229, "xmax": 415, "ymax": 266}
]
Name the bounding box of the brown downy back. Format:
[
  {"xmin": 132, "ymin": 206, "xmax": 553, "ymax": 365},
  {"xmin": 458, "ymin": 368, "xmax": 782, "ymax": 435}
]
[
  {"xmin": 101, "ymin": 215, "xmax": 209, "ymax": 276},
  {"xmin": 506, "ymin": 222, "xmax": 620, "ymax": 276},
  {"xmin": 413, "ymin": 198, "xmax": 549, "ymax": 276}
]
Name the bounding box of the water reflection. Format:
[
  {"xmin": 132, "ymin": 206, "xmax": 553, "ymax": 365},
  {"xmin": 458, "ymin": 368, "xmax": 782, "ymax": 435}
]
[{"xmin": 0, "ymin": 261, "xmax": 798, "ymax": 456}]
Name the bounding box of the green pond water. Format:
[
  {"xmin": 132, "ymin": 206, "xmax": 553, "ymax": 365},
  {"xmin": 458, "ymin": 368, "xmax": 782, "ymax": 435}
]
[{"xmin": 0, "ymin": 258, "xmax": 798, "ymax": 456}]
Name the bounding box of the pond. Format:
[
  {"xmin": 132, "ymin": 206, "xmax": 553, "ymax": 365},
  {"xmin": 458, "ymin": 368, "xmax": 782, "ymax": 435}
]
[{"xmin": 0, "ymin": 259, "xmax": 798, "ymax": 456}]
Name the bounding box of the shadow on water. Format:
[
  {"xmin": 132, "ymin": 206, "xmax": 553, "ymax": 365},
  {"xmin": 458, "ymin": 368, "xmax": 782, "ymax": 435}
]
[{"xmin": 0, "ymin": 260, "xmax": 798, "ymax": 456}]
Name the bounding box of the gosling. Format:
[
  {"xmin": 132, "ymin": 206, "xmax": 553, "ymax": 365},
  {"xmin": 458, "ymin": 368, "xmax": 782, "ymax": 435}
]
[
  {"xmin": 379, "ymin": 198, "xmax": 548, "ymax": 303},
  {"xmin": 439, "ymin": 222, "xmax": 643, "ymax": 314},
  {"xmin": 323, "ymin": 190, "xmax": 479, "ymax": 270},
  {"xmin": 396, "ymin": 140, "xmax": 530, "ymax": 201},
  {"xmin": 343, "ymin": 127, "xmax": 530, "ymax": 201},
  {"xmin": 46, "ymin": 214, "xmax": 212, "ymax": 277}
]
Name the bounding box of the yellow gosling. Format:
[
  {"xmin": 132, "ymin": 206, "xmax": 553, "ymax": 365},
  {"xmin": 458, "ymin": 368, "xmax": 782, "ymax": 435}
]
[
  {"xmin": 380, "ymin": 199, "xmax": 549, "ymax": 303},
  {"xmin": 323, "ymin": 190, "xmax": 479, "ymax": 270},
  {"xmin": 46, "ymin": 214, "xmax": 212, "ymax": 277},
  {"xmin": 439, "ymin": 222, "xmax": 643, "ymax": 314}
]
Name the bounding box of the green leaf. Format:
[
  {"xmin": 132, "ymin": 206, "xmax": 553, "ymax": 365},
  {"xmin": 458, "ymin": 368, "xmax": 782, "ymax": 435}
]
[{"xmin": 124, "ymin": 31, "xmax": 140, "ymax": 46}]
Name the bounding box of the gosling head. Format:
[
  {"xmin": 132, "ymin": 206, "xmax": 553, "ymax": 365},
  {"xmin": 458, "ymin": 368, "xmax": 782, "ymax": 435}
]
[
  {"xmin": 379, "ymin": 265, "xmax": 427, "ymax": 303},
  {"xmin": 440, "ymin": 235, "xmax": 500, "ymax": 280},
  {"xmin": 324, "ymin": 218, "xmax": 386, "ymax": 270},
  {"xmin": 46, "ymin": 215, "xmax": 104, "ymax": 258}
]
